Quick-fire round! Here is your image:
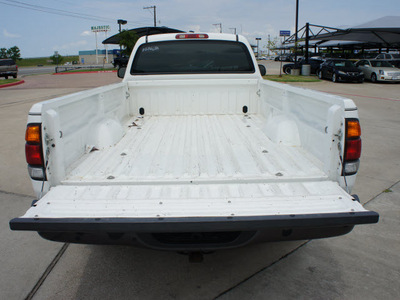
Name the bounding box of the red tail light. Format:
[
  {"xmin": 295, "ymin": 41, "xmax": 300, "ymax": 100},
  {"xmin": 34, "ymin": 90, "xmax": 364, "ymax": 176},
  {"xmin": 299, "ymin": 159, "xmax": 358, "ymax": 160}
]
[
  {"xmin": 25, "ymin": 124, "xmax": 44, "ymax": 166},
  {"xmin": 25, "ymin": 144, "xmax": 44, "ymax": 165},
  {"xmin": 343, "ymin": 119, "xmax": 361, "ymax": 175},
  {"xmin": 345, "ymin": 139, "xmax": 361, "ymax": 160}
]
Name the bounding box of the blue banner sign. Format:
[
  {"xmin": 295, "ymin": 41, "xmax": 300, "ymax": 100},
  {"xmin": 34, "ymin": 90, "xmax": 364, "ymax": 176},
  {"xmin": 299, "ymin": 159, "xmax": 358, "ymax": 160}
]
[{"xmin": 280, "ymin": 30, "xmax": 291, "ymax": 37}]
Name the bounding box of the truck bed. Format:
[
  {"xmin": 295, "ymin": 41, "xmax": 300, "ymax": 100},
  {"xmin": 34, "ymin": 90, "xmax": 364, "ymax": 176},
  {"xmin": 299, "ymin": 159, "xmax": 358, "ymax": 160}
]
[
  {"xmin": 15, "ymin": 113, "xmax": 376, "ymax": 223},
  {"xmin": 65, "ymin": 114, "xmax": 326, "ymax": 185},
  {"xmin": 11, "ymin": 34, "xmax": 379, "ymax": 248},
  {"xmin": 11, "ymin": 112, "xmax": 378, "ymax": 247}
]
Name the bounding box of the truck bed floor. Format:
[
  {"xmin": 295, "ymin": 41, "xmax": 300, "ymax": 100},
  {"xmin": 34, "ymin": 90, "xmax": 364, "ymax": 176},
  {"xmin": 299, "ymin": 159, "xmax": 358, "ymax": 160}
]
[{"xmin": 64, "ymin": 114, "xmax": 326, "ymax": 185}]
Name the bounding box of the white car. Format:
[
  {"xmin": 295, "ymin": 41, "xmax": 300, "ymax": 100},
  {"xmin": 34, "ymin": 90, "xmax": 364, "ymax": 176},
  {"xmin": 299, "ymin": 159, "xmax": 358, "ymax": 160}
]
[
  {"xmin": 355, "ymin": 59, "xmax": 400, "ymax": 83},
  {"xmin": 373, "ymin": 53, "xmax": 400, "ymax": 60}
]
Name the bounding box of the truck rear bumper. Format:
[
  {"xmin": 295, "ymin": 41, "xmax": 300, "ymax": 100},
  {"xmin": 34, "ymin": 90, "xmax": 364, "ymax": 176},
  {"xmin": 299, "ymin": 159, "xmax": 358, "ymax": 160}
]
[{"xmin": 10, "ymin": 211, "xmax": 378, "ymax": 250}]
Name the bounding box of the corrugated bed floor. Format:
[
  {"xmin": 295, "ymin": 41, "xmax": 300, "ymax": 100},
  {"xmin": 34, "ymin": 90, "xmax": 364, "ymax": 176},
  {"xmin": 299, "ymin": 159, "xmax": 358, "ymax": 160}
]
[{"xmin": 64, "ymin": 114, "xmax": 326, "ymax": 185}]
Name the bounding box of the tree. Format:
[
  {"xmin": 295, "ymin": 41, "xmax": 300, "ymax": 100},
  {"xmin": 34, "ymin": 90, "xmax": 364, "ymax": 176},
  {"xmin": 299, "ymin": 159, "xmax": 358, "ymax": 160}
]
[
  {"xmin": 0, "ymin": 48, "xmax": 7, "ymax": 58},
  {"xmin": 119, "ymin": 30, "xmax": 139, "ymax": 56},
  {"xmin": 0, "ymin": 46, "xmax": 21, "ymax": 61},
  {"xmin": 49, "ymin": 53, "xmax": 64, "ymax": 65},
  {"xmin": 7, "ymin": 46, "xmax": 21, "ymax": 61},
  {"xmin": 265, "ymin": 37, "xmax": 279, "ymax": 56}
]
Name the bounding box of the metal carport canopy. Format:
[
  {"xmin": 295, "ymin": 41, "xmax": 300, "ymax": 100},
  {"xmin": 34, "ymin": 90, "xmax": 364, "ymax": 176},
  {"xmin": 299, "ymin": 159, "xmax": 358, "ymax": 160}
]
[{"xmin": 309, "ymin": 27, "xmax": 400, "ymax": 48}]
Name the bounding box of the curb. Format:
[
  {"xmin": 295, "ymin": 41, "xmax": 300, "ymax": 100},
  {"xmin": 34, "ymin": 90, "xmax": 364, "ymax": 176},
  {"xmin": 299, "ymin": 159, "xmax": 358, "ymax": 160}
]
[
  {"xmin": 53, "ymin": 70, "xmax": 117, "ymax": 75},
  {"xmin": 0, "ymin": 80, "xmax": 25, "ymax": 89}
]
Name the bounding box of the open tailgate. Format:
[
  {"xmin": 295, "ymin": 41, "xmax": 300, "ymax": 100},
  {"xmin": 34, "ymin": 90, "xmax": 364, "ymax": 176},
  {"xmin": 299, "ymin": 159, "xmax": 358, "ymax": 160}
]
[{"xmin": 10, "ymin": 181, "xmax": 378, "ymax": 232}]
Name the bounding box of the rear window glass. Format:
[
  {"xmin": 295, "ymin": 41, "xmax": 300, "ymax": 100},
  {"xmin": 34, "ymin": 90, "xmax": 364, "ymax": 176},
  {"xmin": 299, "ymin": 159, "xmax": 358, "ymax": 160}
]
[
  {"xmin": 0, "ymin": 59, "xmax": 15, "ymax": 66},
  {"xmin": 131, "ymin": 40, "xmax": 255, "ymax": 74},
  {"xmin": 371, "ymin": 60, "xmax": 393, "ymax": 68},
  {"xmin": 333, "ymin": 60, "xmax": 355, "ymax": 67}
]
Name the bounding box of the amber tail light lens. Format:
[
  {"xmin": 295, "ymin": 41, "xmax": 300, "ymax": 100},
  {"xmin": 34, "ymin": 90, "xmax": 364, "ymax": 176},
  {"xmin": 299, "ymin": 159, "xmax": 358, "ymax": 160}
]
[{"xmin": 25, "ymin": 124, "xmax": 46, "ymax": 180}]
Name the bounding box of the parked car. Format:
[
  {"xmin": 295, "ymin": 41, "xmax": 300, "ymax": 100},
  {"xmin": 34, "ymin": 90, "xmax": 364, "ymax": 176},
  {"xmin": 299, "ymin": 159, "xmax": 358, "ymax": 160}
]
[
  {"xmin": 317, "ymin": 59, "xmax": 364, "ymax": 83},
  {"xmin": 282, "ymin": 58, "xmax": 324, "ymax": 75},
  {"xmin": 274, "ymin": 54, "xmax": 291, "ymax": 62},
  {"xmin": 291, "ymin": 55, "xmax": 304, "ymax": 62},
  {"xmin": 275, "ymin": 54, "xmax": 304, "ymax": 62},
  {"xmin": 390, "ymin": 60, "xmax": 400, "ymax": 68},
  {"xmin": 0, "ymin": 59, "xmax": 18, "ymax": 79},
  {"xmin": 113, "ymin": 55, "xmax": 129, "ymax": 68},
  {"xmin": 355, "ymin": 60, "xmax": 400, "ymax": 83},
  {"xmin": 310, "ymin": 55, "xmax": 323, "ymax": 60},
  {"xmin": 373, "ymin": 53, "xmax": 400, "ymax": 60}
]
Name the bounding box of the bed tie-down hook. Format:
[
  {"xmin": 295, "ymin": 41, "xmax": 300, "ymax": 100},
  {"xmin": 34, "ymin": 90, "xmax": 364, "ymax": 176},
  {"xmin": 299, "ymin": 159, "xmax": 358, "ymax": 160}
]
[{"xmin": 45, "ymin": 133, "xmax": 55, "ymax": 146}]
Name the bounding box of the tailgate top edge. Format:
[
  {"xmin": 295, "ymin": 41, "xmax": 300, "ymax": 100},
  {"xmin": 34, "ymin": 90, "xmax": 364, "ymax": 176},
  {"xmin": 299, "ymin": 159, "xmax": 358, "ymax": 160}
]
[{"xmin": 10, "ymin": 211, "xmax": 379, "ymax": 232}]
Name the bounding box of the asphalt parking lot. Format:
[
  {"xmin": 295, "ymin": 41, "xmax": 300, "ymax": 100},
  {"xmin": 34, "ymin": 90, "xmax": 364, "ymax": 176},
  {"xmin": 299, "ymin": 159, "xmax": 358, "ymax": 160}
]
[{"xmin": 1, "ymin": 63, "xmax": 399, "ymax": 299}]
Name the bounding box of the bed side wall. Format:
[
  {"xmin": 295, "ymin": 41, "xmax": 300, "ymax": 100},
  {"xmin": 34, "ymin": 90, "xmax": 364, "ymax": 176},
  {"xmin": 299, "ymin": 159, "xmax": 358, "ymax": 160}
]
[
  {"xmin": 39, "ymin": 82, "xmax": 130, "ymax": 186},
  {"xmin": 259, "ymin": 80, "xmax": 350, "ymax": 182}
]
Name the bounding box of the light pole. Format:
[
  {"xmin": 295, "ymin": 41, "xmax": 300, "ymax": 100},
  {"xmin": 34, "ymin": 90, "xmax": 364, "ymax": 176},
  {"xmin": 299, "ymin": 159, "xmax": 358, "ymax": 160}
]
[
  {"xmin": 213, "ymin": 23, "xmax": 222, "ymax": 33},
  {"xmin": 118, "ymin": 19, "xmax": 127, "ymax": 33},
  {"xmin": 144, "ymin": 6, "xmax": 156, "ymax": 27},
  {"xmin": 117, "ymin": 19, "xmax": 127, "ymax": 52},
  {"xmin": 256, "ymin": 37, "xmax": 261, "ymax": 59},
  {"xmin": 295, "ymin": 0, "xmax": 299, "ymax": 64}
]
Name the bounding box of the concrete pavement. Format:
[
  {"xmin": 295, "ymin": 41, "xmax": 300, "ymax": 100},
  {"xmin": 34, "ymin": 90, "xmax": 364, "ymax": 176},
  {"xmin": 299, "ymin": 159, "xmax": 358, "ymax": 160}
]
[
  {"xmin": 1, "ymin": 67, "xmax": 399, "ymax": 299},
  {"xmin": 0, "ymin": 72, "xmax": 121, "ymax": 299},
  {"xmin": 218, "ymin": 182, "xmax": 400, "ymax": 299},
  {"xmin": 0, "ymin": 191, "xmax": 62, "ymax": 300},
  {"xmin": 17, "ymin": 64, "xmax": 115, "ymax": 77}
]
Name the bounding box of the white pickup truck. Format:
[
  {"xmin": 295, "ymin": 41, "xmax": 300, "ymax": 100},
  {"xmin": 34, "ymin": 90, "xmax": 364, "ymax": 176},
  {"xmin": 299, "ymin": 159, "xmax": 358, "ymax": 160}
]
[{"xmin": 10, "ymin": 33, "xmax": 378, "ymax": 251}]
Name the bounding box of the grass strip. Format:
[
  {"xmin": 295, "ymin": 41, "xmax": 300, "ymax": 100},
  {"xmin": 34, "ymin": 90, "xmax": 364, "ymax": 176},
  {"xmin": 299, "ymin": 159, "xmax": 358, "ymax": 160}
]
[
  {"xmin": 264, "ymin": 75, "xmax": 321, "ymax": 82},
  {"xmin": 0, "ymin": 79, "xmax": 20, "ymax": 85},
  {"xmin": 17, "ymin": 56, "xmax": 79, "ymax": 67}
]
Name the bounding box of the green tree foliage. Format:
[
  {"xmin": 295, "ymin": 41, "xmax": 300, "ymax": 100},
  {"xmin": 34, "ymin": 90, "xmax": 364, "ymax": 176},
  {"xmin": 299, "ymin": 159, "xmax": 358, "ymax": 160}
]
[
  {"xmin": 49, "ymin": 54, "xmax": 64, "ymax": 65},
  {"xmin": 119, "ymin": 30, "xmax": 139, "ymax": 56},
  {"xmin": 0, "ymin": 48, "xmax": 7, "ymax": 58},
  {"xmin": 266, "ymin": 37, "xmax": 279, "ymax": 54},
  {"xmin": 0, "ymin": 46, "xmax": 21, "ymax": 61}
]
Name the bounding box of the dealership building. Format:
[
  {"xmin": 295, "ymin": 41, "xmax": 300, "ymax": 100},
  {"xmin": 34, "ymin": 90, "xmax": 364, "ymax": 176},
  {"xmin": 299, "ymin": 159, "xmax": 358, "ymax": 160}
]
[{"xmin": 78, "ymin": 49, "xmax": 120, "ymax": 65}]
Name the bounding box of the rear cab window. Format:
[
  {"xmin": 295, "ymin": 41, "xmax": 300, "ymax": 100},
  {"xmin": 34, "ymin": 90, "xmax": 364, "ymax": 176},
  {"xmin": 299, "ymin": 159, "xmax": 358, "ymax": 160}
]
[
  {"xmin": 131, "ymin": 40, "xmax": 255, "ymax": 75},
  {"xmin": 0, "ymin": 59, "xmax": 16, "ymax": 66}
]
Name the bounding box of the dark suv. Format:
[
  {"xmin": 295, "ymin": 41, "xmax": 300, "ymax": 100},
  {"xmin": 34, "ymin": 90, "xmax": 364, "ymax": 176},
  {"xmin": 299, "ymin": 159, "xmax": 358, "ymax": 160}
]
[{"xmin": 0, "ymin": 59, "xmax": 18, "ymax": 79}]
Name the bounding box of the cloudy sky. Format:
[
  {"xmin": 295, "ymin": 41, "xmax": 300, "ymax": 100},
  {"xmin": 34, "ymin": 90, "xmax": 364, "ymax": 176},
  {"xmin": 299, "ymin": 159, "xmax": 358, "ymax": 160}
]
[{"xmin": 1, "ymin": 0, "xmax": 399, "ymax": 57}]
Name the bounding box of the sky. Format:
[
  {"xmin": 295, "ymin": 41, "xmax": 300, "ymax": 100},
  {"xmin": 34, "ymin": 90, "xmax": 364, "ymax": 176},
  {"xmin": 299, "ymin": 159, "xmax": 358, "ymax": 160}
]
[{"xmin": 1, "ymin": 0, "xmax": 399, "ymax": 58}]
